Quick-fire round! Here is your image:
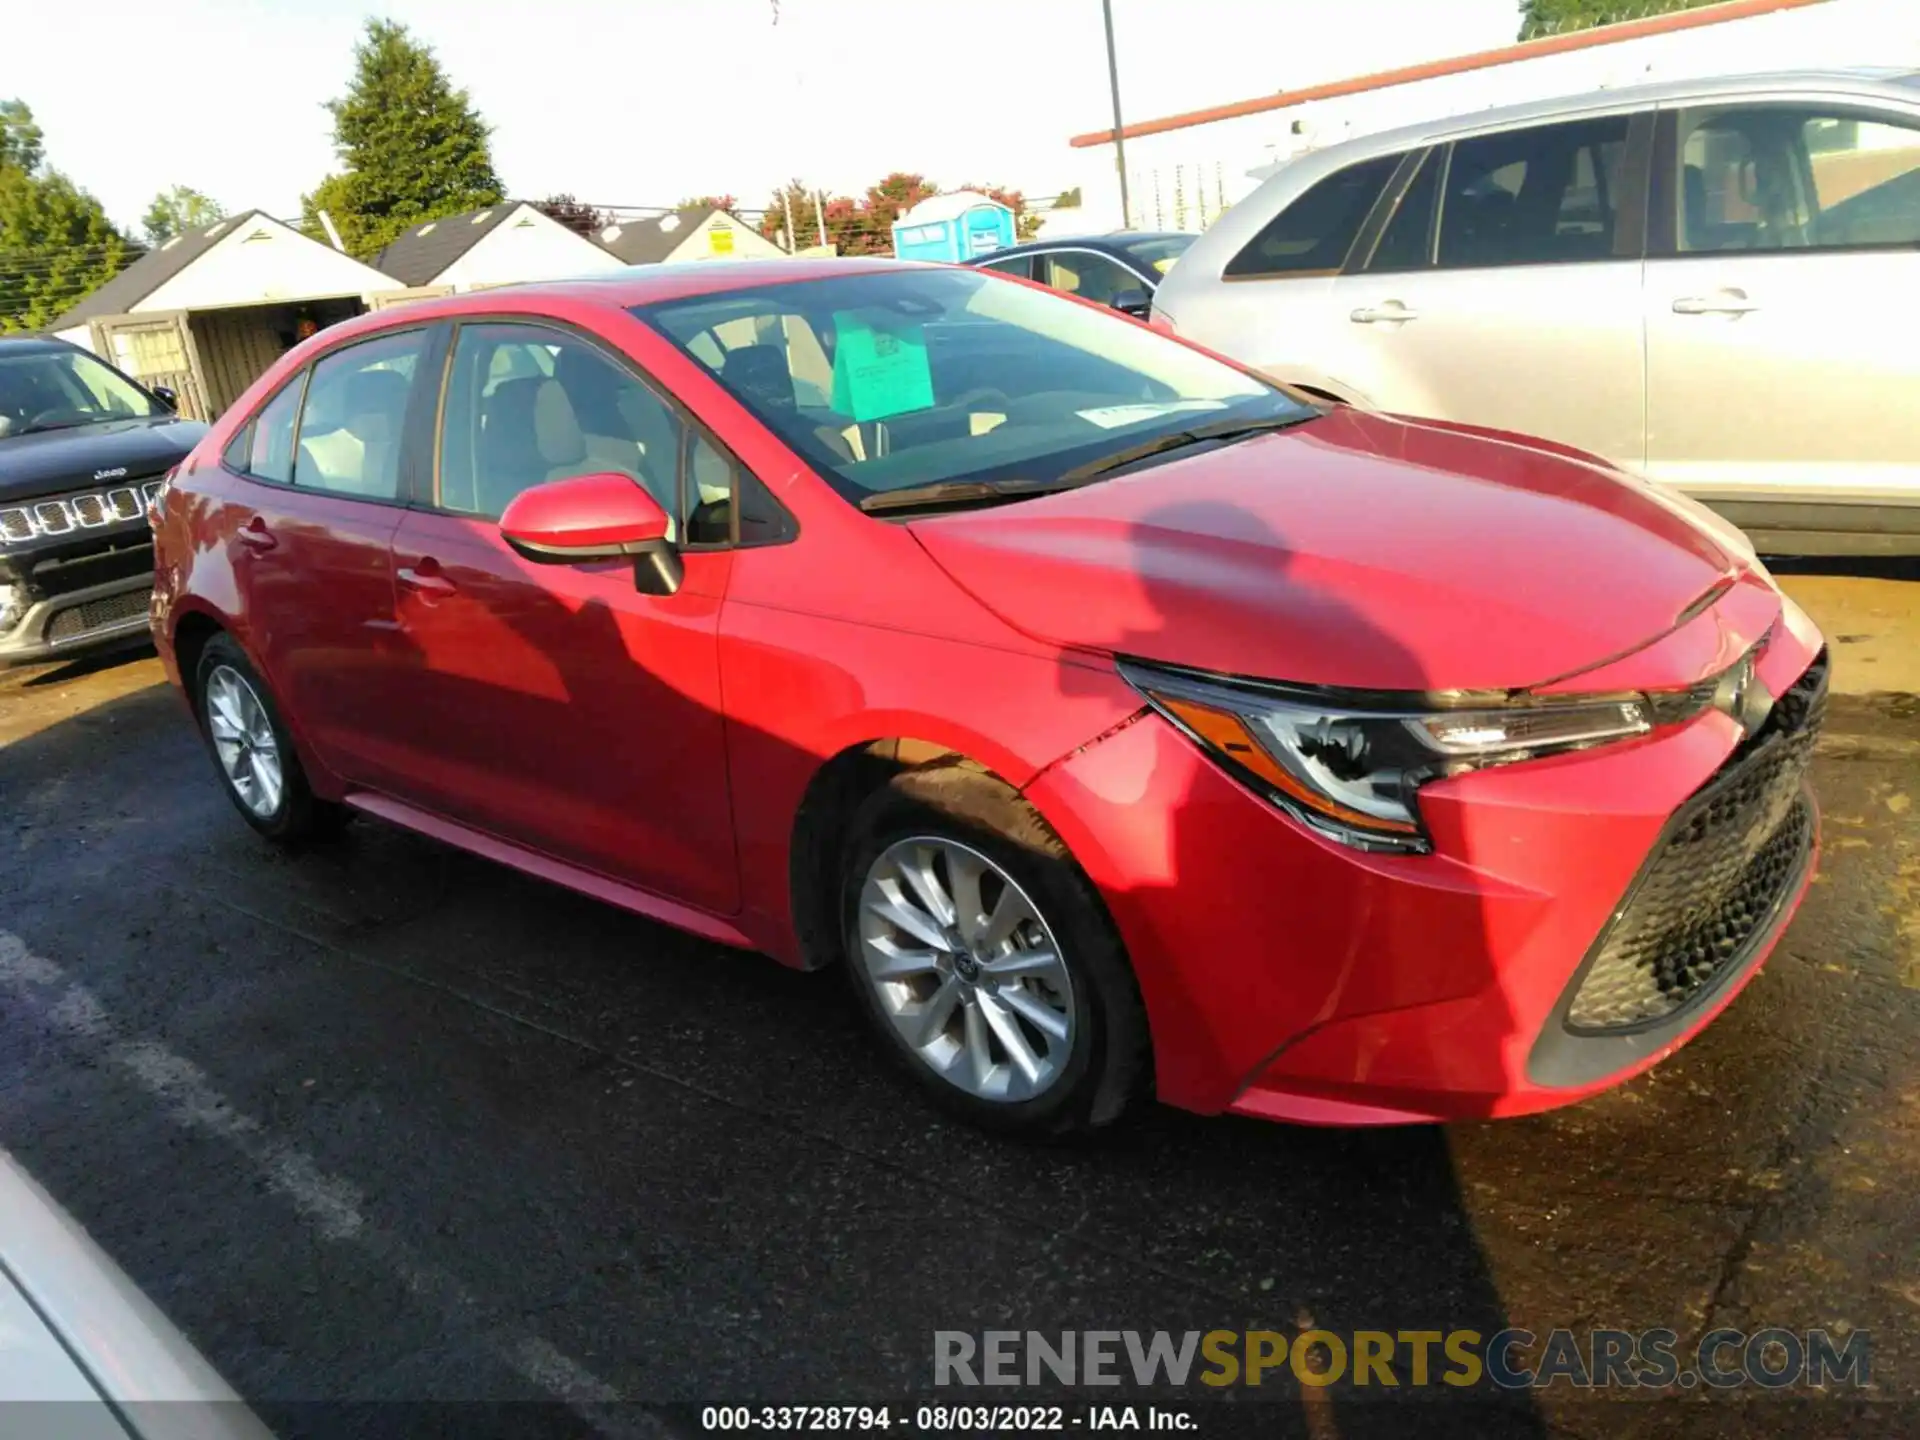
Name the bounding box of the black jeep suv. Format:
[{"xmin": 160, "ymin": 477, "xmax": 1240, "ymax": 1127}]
[{"xmin": 0, "ymin": 335, "xmax": 207, "ymax": 665}]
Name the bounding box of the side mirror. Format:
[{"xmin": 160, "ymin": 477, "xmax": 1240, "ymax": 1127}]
[
  {"xmin": 150, "ymin": 385, "xmax": 178, "ymax": 412},
  {"xmin": 499, "ymin": 472, "xmax": 683, "ymax": 596},
  {"xmin": 1109, "ymin": 288, "xmax": 1153, "ymax": 319}
]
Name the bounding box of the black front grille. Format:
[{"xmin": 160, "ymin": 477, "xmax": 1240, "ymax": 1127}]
[
  {"xmin": 29, "ymin": 540, "xmax": 155, "ymax": 598},
  {"xmin": 46, "ymin": 588, "xmax": 150, "ymax": 642},
  {"xmin": 1563, "ymin": 649, "xmax": 1827, "ymax": 1033}
]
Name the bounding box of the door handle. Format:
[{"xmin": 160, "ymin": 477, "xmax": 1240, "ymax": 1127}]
[
  {"xmin": 235, "ymin": 517, "xmax": 277, "ymax": 551},
  {"xmin": 1350, "ymin": 302, "xmax": 1418, "ymax": 324},
  {"xmin": 1672, "ymin": 293, "xmax": 1760, "ymax": 316},
  {"xmin": 397, "ymin": 563, "xmax": 456, "ymax": 599}
]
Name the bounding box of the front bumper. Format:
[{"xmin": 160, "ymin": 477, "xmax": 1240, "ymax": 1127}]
[
  {"xmin": 1023, "ymin": 596, "xmax": 1825, "ymax": 1122},
  {"xmin": 0, "ymin": 566, "xmax": 155, "ymax": 665}
]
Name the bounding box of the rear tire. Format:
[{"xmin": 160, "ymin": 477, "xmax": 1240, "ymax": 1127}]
[
  {"xmin": 841, "ymin": 766, "xmax": 1150, "ymax": 1138},
  {"xmin": 192, "ymin": 634, "xmax": 348, "ymax": 844}
]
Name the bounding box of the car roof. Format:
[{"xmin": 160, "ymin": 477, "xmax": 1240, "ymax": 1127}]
[
  {"xmin": 964, "ymin": 231, "xmax": 1197, "ymax": 262},
  {"xmin": 0, "ymin": 335, "xmax": 75, "ymax": 354},
  {"xmin": 1266, "ymin": 67, "xmax": 1920, "ymax": 172}
]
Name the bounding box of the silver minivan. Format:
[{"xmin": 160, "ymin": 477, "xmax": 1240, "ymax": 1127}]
[{"xmin": 1151, "ymin": 68, "xmax": 1920, "ymax": 555}]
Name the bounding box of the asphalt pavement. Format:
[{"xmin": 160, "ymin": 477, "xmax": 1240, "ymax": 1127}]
[{"xmin": 0, "ymin": 568, "xmax": 1915, "ymax": 1440}]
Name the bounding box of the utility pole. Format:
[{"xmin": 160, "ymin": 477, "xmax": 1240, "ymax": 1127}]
[{"xmin": 1102, "ymin": 0, "xmax": 1132, "ymax": 229}]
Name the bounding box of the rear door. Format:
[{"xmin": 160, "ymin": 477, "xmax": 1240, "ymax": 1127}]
[
  {"xmin": 222, "ymin": 325, "xmax": 437, "ymax": 788},
  {"xmin": 1325, "ymin": 111, "xmax": 1651, "ymax": 468},
  {"xmin": 1642, "ymin": 99, "xmax": 1920, "ymax": 532}
]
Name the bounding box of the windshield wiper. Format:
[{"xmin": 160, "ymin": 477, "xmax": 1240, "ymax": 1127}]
[
  {"xmin": 858, "ymin": 478, "xmax": 1066, "ymax": 514},
  {"xmin": 1057, "ymin": 412, "xmax": 1315, "ymax": 486}
]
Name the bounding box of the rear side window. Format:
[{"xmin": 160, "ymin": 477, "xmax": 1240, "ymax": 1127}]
[
  {"xmin": 292, "ymin": 330, "xmax": 428, "ymax": 501},
  {"xmin": 977, "ymin": 254, "xmax": 1033, "ymax": 279},
  {"xmin": 242, "ymin": 379, "xmax": 303, "ymax": 484},
  {"xmin": 1436, "ymin": 115, "xmax": 1632, "ymax": 269},
  {"xmin": 1225, "ymin": 155, "xmax": 1397, "ymax": 277}
]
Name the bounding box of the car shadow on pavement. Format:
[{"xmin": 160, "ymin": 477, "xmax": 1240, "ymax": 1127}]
[{"xmin": 0, "ymin": 546, "xmax": 1542, "ymax": 1438}]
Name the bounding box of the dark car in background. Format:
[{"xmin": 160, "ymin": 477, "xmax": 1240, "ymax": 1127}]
[
  {"xmin": 963, "ymin": 231, "xmax": 1196, "ymax": 316},
  {"xmin": 0, "ymin": 336, "xmax": 206, "ymax": 664}
]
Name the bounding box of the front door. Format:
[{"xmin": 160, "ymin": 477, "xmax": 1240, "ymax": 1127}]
[
  {"xmin": 222, "ymin": 325, "xmax": 432, "ymax": 787},
  {"xmin": 1643, "ymin": 101, "xmax": 1920, "ymax": 524},
  {"xmin": 1325, "ymin": 114, "xmax": 1648, "ymax": 469},
  {"xmin": 382, "ymin": 319, "xmax": 738, "ymax": 913}
]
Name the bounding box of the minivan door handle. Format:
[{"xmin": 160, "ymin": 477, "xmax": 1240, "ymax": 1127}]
[
  {"xmin": 235, "ymin": 517, "xmax": 277, "ymax": 551},
  {"xmin": 1350, "ymin": 302, "xmax": 1419, "ymax": 325},
  {"xmin": 1672, "ymin": 291, "xmax": 1760, "ymax": 316}
]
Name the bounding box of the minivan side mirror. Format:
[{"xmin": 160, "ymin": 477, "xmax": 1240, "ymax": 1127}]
[
  {"xmin": 499, "ymin": 472, "xmax": 683, "ymax": 596},
  {"xmin": 1109, "ymin": 288, "xmax": 1153, "ymax": 319},
  {"xmin": 150, "ymin": 385, "xmax": 178, "ymax": 412}
]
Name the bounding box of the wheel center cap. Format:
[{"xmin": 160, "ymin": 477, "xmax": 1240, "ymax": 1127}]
[{"xmin": 954, "ymin": 953, "xmax": 980, "ymax": 981}]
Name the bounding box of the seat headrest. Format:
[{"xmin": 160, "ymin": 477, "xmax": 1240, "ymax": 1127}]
[
  {"xmin": 343, "ymin": 367, "xmax": 410, "ymax": 443},
  {"xmin": 721, "ymin": 346, "xmax": 795, "ymax": 411},
  {"xmin": 532, "ymin": 379, "xmax": 586, "ymax": 468}
]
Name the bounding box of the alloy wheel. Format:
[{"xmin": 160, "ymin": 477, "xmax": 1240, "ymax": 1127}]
[
  {"xmin": 856, "ymin": 836, "xmax": 1077, "ymax": 1103},
  {"xmin": 204, "ymin": 665, "xmax": 284, "ymax": 819}
]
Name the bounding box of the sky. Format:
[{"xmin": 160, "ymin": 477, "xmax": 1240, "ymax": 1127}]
[{"xmin": 5, "ymin": 0, "xmax": 1523, "ymax": 232}]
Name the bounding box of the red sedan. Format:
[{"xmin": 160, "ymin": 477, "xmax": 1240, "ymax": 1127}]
[{"xmin": 148, "ymin": 259, "xmax": 1825, "ymax": 1136}]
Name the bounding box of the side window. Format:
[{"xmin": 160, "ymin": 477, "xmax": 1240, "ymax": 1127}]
[
  {"xmin": 291, "ymin": 330, "xmax": 428, "ymax": 500},
  {"xmin": 1675, "ymin": 105, "xmax": 1920, "ymax": 252},
  {"xmin": 438, "ymin": 323, "xmax": 686, "ymax": 532},
  {"xmin": 222, "ymin": 423, "xmax": 254, "ymax": 473},
  {"xmin": 1437, "ymin": 116, "xmax": 1632, "ymax": 269},
  {"xmin": 685, "ymin": 430, "xmax": 734, "ymax": 546},
  {"xmin": 1366, "ymin": 149, "xmax": 1443, "ymax": 271},
  {"xmin": 1039, "ymin": 252, "xmax": 1138, "ymax": 305},
  {"xmin": 244, "ymin": 378, "xmax": 303, "ymax": 484},
  {"xmin": 1224, "ymin": 155, "xmax": 1398, "ymax": 277},
  {"xmin": 977, "ymin": 254, "xmax": 1033, "ymax": 279}
]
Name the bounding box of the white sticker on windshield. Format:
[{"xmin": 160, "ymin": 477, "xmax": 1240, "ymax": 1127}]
[{"xmin": 1074, "ymin": 399, "xmax": 1231, "ymax": 430}]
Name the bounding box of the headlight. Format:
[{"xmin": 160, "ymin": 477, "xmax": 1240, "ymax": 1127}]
[{"xmin": 1121, "ymin": 660, "xmax": 1653, "ymax": 854}]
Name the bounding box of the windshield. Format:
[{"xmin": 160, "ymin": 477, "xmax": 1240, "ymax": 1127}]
[
  {"xmin": 1119, "ymin": 234, "xmax": 1195, "ymax": 274},
  {"xmin": 634, "ymin": 267, "xmax": 1307, "ymax": 506},
  {"xmin": 0, "ymin": 347, "xmax": 165, "ymax": 438}
]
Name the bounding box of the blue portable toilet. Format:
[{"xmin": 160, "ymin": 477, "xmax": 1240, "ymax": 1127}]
[{"xmin": 890, "ymin": 191, "xmax": 1016, "ymax": 262}]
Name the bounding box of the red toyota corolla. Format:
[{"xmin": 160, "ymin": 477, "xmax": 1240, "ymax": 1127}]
[{"xmin": 149, "ymin": 258, "xmax": 1825, "ymax": 1136}]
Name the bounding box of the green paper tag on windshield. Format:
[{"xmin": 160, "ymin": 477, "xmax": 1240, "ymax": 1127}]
[{"xmin": 830, "ymin": 311, "xmax": 936, "ymax": 423}]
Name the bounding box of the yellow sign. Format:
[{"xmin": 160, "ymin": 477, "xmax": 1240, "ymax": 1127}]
[{"xmin": 709, "ymin": 224, "xmax": 735, "ymax": 255}]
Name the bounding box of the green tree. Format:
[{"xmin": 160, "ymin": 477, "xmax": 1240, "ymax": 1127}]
[
  {"xmin": 0, "ymin": 99, "xmax": 44, "ymax": 174},
  {"xmin": 299, "ymin": 19, "xmax": 503, "ymax": 258},
  {"xmin": 534, "ymin": 193, "xmax": 611, "ymax": 237},
  {"xmin": 0, "ymin": 98, "xmax": 131, "ymax": 332},
  {"xmin": 142, "ymin": 185, "xmax": 224, "ymax": 244},
  {"xmin": 0, "ymin": 168, "xmax": 131, "ymax": 332},
  {"xmin": 1517, "ymin": 0, "xmax": 1718, "ymax": 40}
]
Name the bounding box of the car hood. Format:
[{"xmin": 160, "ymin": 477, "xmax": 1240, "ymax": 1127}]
[
  {"xmin": 907, "ymin": 408, "xmax": 1747, "ymax": 693},
  {"xmin": 0, "ymin": 417, "xmax": 207, "ymax": 503}
]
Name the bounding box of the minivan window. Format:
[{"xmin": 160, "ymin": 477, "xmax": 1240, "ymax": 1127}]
[
  {"xmin": 636, "ymin": 268, "xmax": 1298, "ymax": 506},
  {"xmin": 1674, "ymin": 105, "xmax": 1920, "ymax": 252},
  {"xmin": 1225, "ymin": 154, "xmax": 1398, "ymax": 277},
  {"xmin": 1436, "ymin": 116, "xmax": 1632, "ymax": 269},
  {"xmin": 1366, "ymin": 149, "xmax": 1443, "ymax": 271},
  {"xmin": 292, "ymin": 330, "xmax": 427, "ymax": 500}
]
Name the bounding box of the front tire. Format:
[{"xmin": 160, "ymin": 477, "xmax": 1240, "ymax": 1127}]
[
  {"xmin": 841, "ymin": 767, "xmax": 1150, "ymax": 1137},
  {"xmin": 192, "ymin": 634, "xmax": 347, "ymax": 843}
]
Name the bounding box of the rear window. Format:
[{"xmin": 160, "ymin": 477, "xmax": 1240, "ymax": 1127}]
[{"xmin": 1224, "ymin": 155, "xmax": 1397, "ymax": 277}]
